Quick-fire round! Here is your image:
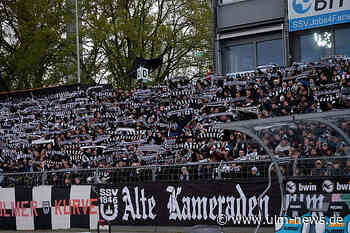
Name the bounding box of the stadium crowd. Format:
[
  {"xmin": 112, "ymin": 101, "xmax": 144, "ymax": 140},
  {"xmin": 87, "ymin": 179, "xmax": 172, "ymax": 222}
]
[{"xmin": 1, "ymin": 56, "xmax": 350, "ymax": 186}]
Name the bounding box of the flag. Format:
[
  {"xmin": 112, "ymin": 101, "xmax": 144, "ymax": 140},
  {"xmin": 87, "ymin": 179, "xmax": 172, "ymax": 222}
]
[{"xmin": 128, "ymin": 56, "xmax": 163, "ymax": 79}]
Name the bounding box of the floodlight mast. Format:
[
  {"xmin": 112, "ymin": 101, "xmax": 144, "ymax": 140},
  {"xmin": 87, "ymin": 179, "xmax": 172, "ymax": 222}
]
[{"xmin": 75, "ymin": 0, "xmax": 81, "ymax": 84}]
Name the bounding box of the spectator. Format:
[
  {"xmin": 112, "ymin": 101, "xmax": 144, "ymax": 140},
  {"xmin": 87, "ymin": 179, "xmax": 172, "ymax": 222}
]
[
  {"xmin": 50, "ymin": 173, "xmax": 59, "ymax": 186},
  {"xmin": 180, "ymin": 166, "xmax": 189, "ymax": 181},
  {"xmin": 64, "ymin": 173, "xmax": 71, "ymax": 186},
  {"xmin": 311, "ymin": 160, "xmax": 325, "ymax": 176},
  {"xmin": 344, "ymin": 160, "xmax": 350, "ymax": 176},
  {"xmin": 0, "ymin": 56, "xmax": 350, "ymax": 185},
  {"xmin": 74, "ymin": 176, "xmax": 81, "ymax": 185},
  {"xmin": 275, "ymin": 137, "xmax": 291, "ymax": 156},
  {"xmin": 250, "ymin": 167, "xmax": 260, "ymax": 177}
]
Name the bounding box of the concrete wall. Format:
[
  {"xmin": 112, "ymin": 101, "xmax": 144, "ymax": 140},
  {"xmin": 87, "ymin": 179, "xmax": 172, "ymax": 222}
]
[{"xmin": 217, "ymin": 0, "xmax": 285, "ymax": 30}]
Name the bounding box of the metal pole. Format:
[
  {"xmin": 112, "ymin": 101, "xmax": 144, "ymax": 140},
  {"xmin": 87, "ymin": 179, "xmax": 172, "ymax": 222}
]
[
  {"xmin": 254, "ymin": 163, "xmax": 274, "ymax": 233},
  {"xmin": 283, "ymin": 0, "xmax": 290, "ymax": 66},
  {"xmin": 217, "ymin": 126, "xmax": 286, "ymax": 217},
  {"xmin": 75, "ymin": 0, "xmax": 81, "ymax": 84}
]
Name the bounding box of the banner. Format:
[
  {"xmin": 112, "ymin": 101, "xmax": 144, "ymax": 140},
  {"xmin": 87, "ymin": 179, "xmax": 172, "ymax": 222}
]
[
  {"xmin": 288, "ymin": 0, "xmax": 350, "ymax": 32},
  {"xmin": 98, "ymin": 181, "xmax": 281, "ymax": 226},
  {"xmin": 285, "ymin": 177, "xmax": 350, "ymax": 195},
  {"xmin": 278, "ymin": 177, "xmax": 350, "ymax": 233},
  {"xmin": 0, "ymin": 185, "xmax": 99, "ymax": 230},
  {"xmin": 0, "ymin": 181, "xmax": 282, "ymax": 230}
]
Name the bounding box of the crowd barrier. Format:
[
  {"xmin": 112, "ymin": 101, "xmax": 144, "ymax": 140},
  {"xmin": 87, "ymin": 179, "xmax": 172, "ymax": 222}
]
[
  {"xmin": 1, "ymin": 156, "xmax": 350, "ymax": 231},
  {"xmin": 0, "ymin": 179, "xmax": 281, "ymax": 230},
  {"xmin": 0, "ymin": 158, "xmax": 290, "ymax": 187},
  {"xmin": 2, "ymin": 156, "xmax": 350, "ymax": 188},
  {"xmin": 1, "ymin": 175, "xmax": 349, "ymax": 231}
]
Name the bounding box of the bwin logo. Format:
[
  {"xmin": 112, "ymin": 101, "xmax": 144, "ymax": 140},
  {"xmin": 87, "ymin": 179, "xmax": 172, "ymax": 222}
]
[{"xmin": 293, "ymin": 0, "xmax": 312, "ymax": 14}]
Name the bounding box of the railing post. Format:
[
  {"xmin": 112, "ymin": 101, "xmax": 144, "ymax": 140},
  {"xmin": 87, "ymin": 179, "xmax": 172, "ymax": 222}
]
[
  {"xmin": 0, "ymin": 170, "xmax": 3, "ymax": 187},
  {"xmin": 293, "ymin": 157, "xmax": 298, "ymax": 176},
  {"xmin": 217, "ymin": 169, "xmax": 222, "ymax": 180},
  {"xmin": 218, "ymin": 126, "xmax": 286, "ymax": 216},
  {"xmin": 42, "ymin": 171, "xmax": 47, "ymax": 186},
  {"xmin": 94, "ymin": 168, "xmax": 99, "ymax": 184},
  {"xmin": 217, "ymin": 161, "xmax": 223, "ymax": 180},
  {"xmin": 152, "ymin": 166, "xmax": 157, "ymax": 182}
]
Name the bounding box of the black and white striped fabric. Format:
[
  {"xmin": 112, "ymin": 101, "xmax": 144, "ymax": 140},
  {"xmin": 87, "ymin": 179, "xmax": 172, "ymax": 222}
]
[
  {"xmin": 198, "ymin": 128, "xmax": 224, "ymax": 139},
  {"xmin": 175, "ymin": 99, "xmax": 199, "ymax": 106},
  {"xmin": 105, "ymin": 135, "xmax": 145, "ymax": 142},
  {"xmin": 0, "ymin": 185, "xmax": 99, "ymax": 230},
  {"xmin": 176, "ymin": 142, "xmax": 206, "ymax": 150},
  {"xmin": 170, "ymin": 90, "xmax": 193, "ymax": 97}
]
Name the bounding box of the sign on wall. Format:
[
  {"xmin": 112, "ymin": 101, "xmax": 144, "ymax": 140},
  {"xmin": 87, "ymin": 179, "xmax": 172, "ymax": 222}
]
[
  {"xmin": 0, "ymin": 185, "xmax": 99, "ymax": 231},
  {"xmin": 283, "ymin": 177, "xmax": 350, "ymax": 213},
  {"xmin": 98, "ymin": 181, "xmax": 281, "ymax": 226},
  {"xmin": 288, "ymin": 0, "xmax": 350, "ymax": 32},
  {"xmin": 0, "ymin": 182, "xmax": 282, "ymax": 230},
  {"xmin": 278, "ymin": 178, "xmax": 350, "ymax": 233}
]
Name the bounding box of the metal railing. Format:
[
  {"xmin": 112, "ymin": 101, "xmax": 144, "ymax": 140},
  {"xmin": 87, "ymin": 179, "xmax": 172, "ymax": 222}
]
[
  {"xmin": 1, "ymin": 155, "xmax": 348, "ymax": 187},
  {"xmin": 0, "ymin": 157, "xmax": 289, "ymax": 187},
  {"xmin": 292, "ymin": 155, "xmax": 350, "ymax": 177}
]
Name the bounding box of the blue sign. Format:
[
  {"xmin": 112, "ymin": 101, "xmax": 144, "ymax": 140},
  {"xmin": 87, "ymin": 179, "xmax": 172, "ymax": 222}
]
[
  {"xmin": 292, "ymin": 0, "xmax": 312, "ymax": 14},
  {"xmin": 288, "ymin": 0, "xmax": 350, "ymax": 32}
]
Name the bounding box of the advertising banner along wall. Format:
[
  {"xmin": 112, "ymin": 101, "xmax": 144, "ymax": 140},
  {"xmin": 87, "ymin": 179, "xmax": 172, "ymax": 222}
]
[
  {"xmin": 277, "ymin": 177, "xmax": 350, "ymax": 233},
  {"xmin": 97, "ymin": 181, "xmax": 282, "ymax": 227},
  {"xmin": 0, "ymin": 185, "xmax": 99, "ymax": 230},
  {"xmin": 288, "ymin": 0, "xmax": 350, "ymax": 31},
  {"xmin": 0, "ymin": 181, "xmax": 282, "ymax": 230},
  {"xmin": 1, "ymin": 179, "xmax": 350, "ymax": 231}
]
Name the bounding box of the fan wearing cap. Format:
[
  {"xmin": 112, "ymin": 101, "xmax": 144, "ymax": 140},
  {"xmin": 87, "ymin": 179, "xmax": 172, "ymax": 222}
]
[
  {"xmin": 250, "ymin": 167, "xmax": 260, "ymax": 177},
  {"xmin": 318, "ymin": 141, "xmax": 334, "ymax": 157}
]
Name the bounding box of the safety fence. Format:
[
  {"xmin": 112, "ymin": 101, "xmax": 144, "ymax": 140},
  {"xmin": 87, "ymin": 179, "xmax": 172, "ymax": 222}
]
[
  {"xmin": 292, "ymin": 155, "xmax": 350, "ymax": 177},
  {"xmin": 1, "ymin": 155, "xmax": 349, "ymax": 187}
]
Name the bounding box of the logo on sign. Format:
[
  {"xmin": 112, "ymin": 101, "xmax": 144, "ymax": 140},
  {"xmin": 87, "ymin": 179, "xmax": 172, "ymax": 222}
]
[
  {"xmin": 322, "ymin": 180, "xmax": 334, "ymax": 193},
  {"xmin": 293, "ymin": 0, "xmax": 312, "ymax": 14},
  {"xmin": 99, "ymin": 188, "xmax": 119, "ymax": 221},
  {"xmin": 42, "ymin": 200, "xmax": 50, "ymax": 215},
  {"xmin": 286, "ymin": 181, "xmax": 297, "ymax": 194},
  {"xmin": 100, "ymin": 203, "xmax": 118, "ymax": 221},
  {"xmin": 336, "ymin": 182, "xmax": 350, "ymax": 191},
  {"xmin": 299, "ymin": 183, "xmax": 317, "ymax": 192}
]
